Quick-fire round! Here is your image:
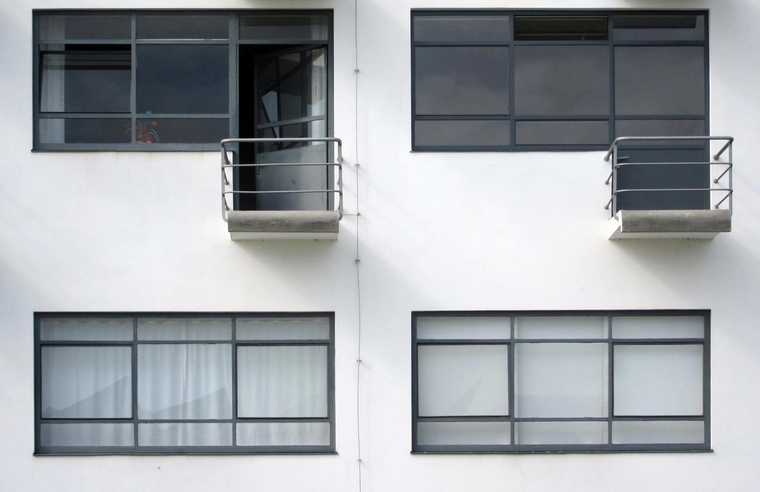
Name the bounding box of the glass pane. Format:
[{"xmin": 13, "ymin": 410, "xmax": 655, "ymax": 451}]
[
  {"xmin": 237, "ymin": 423, "xmax": 330, "ymax": 446},
  {"xmin": 138, "ymin": 344, "xmax": 232, "ymax": 419},
  {"xmin": 40, "ymin": 317, "xmax": 133, "ymax": 341},
  {"xmin": 239, "ymin": 15, "xmax": 328, "ymax": 41},
  {"xmin": 39, "ymin": 15, "xmax": 131, "ymax": 40},
  {"xmin": 417, "ymin": 421, "xmax": 511, "ymax": 445},
  {"xmin": 515, "ymin": 317, "xmax": 606, "ymax": 339},
  {"xmin": 615, "ymin": 47, "xmax": 705, "ymax": 116},
  {"xmin": 136, "ymin": 45, "xmax": 228, "ymax": 114},
  {"xmin": 516, "ymin": 422, "xmax": 607, "ymax": 445},
  {"xmin": 514, "ymin": 16, "xmax": 607, "ymax": 41},
  {"xmin": 40, "ymin": 424, "xmax": 134, "ymax": 447},
  {"xmin": 514, "ymin": 46, "xmax": 609, "ymax": 116},
  {"xmin": 612, "ymin": 316, "xmax": 704, "ymax": 339},
  {"xmin": 416, "ymin": 317, "xmax": 510, "ymax": 340},
  {"xmin": 134, "ymin": 118, "xmax": 228, "ymax": 144},
  {"xmin": 413, "ymin": 15, "xmax": 511, "ymax": 43},
  {"xmin": 138, "ymin": 318, "xmax": 231, "ymax": 341},
  {"xmin": 614, "ymin": 120, "xmax": 706, "ymax": 146},
  {"xmin": 415, "ymin": 120, "xmax": 510, "ymax": 148},
  {"xmin": 415, "ymin": 47, "xmax": 509, "ymax": 115},
  {"xmin": 137, "ymin": 15, "xmax": 229, "ymax": 39},
  {"xmin": 39, "ymin": 119, "xmax": 131, "ymax": 145},
  {"xmin": 614, "ymin": 344, "xmax": 703, "ymax": 416},
  {"xmin": 613, "ymin": 15, "xmax": 705, "ymax": 41},
  {"xmin": 236, "ymin": 317, "xmax": 330, "ymax": 340},
  {"xmin": 515, "ymin": 343, "xmax": 607, "ymax": 418},
  {"xmin": 138, "ymin": 423, "xmax": 232, "ymax": 446},
  {"xmin": 418, "ymin": 345, "xmax": 509, "ymax": 416},
  {"xmin": 515, "ymin": 121, "xmax": 609, "ymax": 146},
  {"xmin": 41, "ymin": 346, "xmax": 131, "ymax": 418},
  {"xmin": 612, "ymin": 420, "xmax": 704, "ymax": 444},
  {"xmin": 40, "ymin": 49, "xmax": 131, "ymax": 113},
  {"xmin": 237, "ymin": 346, "xmax": 328, "ymax": 418}
]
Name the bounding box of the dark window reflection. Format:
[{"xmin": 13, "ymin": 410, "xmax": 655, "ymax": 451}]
[
  {"xmin": 613, "ymin": 15, "xmax": 704, "ymax": 41},
  {"xmin": 38, "ymin": 15, "xmax": 131, "ymax": 40},
  {"xmin": 137, "ymin": 15, "xmax": 229, "ymax": 39},
  {"xmin": 137, "ymin": 45, "xmax": 229, "ymax": 114},
  {"xmin": 615, "ymin": 47, "xmax": 705, "ymax": 116},
  {"xmin": 514, "ymin": 16, "xmax": 608, "ymax": 41},
  {"xmin": 413, "ymin": 16, "xmax": 510, "ymax": 43},
  {"xmin": 415, "ymin": 120, "xmax": 510, "ymax": 147},
  {"xmin": 136, "ymin": 118, "xmax": 228, "ymax": 144},
  {"xmin": 40, "ymin": 47, "xmax": 131, "ymax": 113},
  {"xmin": 415, "ymin": 47, "xmax": 510, "ymax": 115},
  {"xmin": 514, "ymin": 46, "xmax": 609, "ymax": 116},
  {"xmin": 40, "ymin": 119, "xmax": 130, "ymax": 144},
  {"xmin": 516, "ymin": 121, "xmax": 609, "ymax": 145},
  {"xmin": 239, "ymin": 15, "xmax": 328, "ymax": 40}
]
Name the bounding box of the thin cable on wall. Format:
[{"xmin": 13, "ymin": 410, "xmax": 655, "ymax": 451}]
[{"xmin": 353, "ymin": 0, "xmax": 363, "ymax": 491}]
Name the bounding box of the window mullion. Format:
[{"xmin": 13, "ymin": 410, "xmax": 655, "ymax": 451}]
[
  {"xmin": 508, "ymin": 315, "xmax": 515, "ymax": 445},
  {"xmin": 132, "ymin": 316, "xmax": 139, "ymax": 448},
  {"xmin": 130, "ymin": 14, "xmax": 137, "ymax": 144}
]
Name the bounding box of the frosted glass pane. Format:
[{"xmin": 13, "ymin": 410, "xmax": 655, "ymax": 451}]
[
  {"xmin": 138, "ymin": 423, "xmax": 232, "ymax": 446},
  {"xmin": 417, "ymin": 421, "xmax": 511, "ymax": 445},
  {"xmin": 40, "ymin": 318, "xmax": 133, "ymax": 341},
  {"xmin": 138, "ymin": 344, "xmax": 232, "ymax": 419},
  {"xmin": 41, "ymin": 424, "xmax": 134, "ymax": 447},
  {"xmin": 613, "ymin": 421, "xmax": 704, "ymax": 444},
  {"xmin": 516, "ymin": 422, "xmax": 607, "ymax": 445},
  {"xmin": 41, "ymin": 347, "xmax": 131, "ymax": 418},
  {"xmin": 236, "ymin": 317, "xmax": 330, "ymax": 340},
  {"xmin": 613, "ymin": 316, "xmax": 704, "ymax": 339},
  {"xmin": 138, "ymin": 318, "xmax": 231, "ymax": 340},
  {"xmin": 237, "ymin": 423, "xmax": 330, "ymax": 446},
  {"xmin": 418, "ymin": 345, "xmax": 509, "ymax": 416},
  {"xmin": 516, "ymin": 343, "xmax": 607, "ymax": 418},
  {"xmin": 417, "ymin": 317, "xmax": 510, "ymax": 339},
  {"xmin": 515, "ymin": 317, "xmax": 606, "ymax": 339},
  {"xmin": 614, "ymin": 344, "xmax": 703, "ymax": 416},
  {"xmin": 238, "ymin": 346, "xmax": 328, "ymax": 418}
]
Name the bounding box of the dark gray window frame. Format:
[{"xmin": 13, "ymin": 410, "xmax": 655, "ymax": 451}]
[
  {"xmin": 411, "ymin": 310, "xmax": 711, "ymax": 453},
  {"xmin": 32, "ymin": 9, "xmax": 334, "ymax": 152},
  {"xmin": 34, "ymin": 312, "xmax": 336, "ymax": 455},
  {"xmin": 411, "ymin": 10, "xmax": 709, "ymax": 152}
]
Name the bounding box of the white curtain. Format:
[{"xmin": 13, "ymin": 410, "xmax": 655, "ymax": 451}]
[{"xmin": 39, "ymin": 16, "xmax": 65, "ymax": 143}]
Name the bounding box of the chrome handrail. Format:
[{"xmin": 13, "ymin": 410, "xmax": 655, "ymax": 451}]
[
  {"xmin": 220, "ymin": 137, "xmax": 344, "ymax": 223},
  {"xmin": 603, "ymin": 136, "xmax": 734, "ymax": 217}
]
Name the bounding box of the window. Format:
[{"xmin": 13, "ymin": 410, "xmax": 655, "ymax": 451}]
[
  {"xmin": 33, "ymin": 11, "xmax": 332, "ymax": 151},
  {"xmin": 411, "ymin": 11, "xmax": 708, "ymax": 152},
  {"xmin": 412, "ymin": 311, "xmax": 710, "ymax": 452},
  {"xmin": 35, "ymin": 313, "xmax": 335, "ymax": 454}
]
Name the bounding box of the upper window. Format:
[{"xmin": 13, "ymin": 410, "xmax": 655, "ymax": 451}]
[
  {"xmin": 411, "ymin": 11, "xmax": 708, "ymax": 151},
  {"xmin": 35, "ymin": 313, "xmax": 335, "ymax": 454},
  {"xmin": 412, "ymin": 311, "xmax": 710, "ymax": 452},
  {"xmin": 33, "ymin": 11, "xmax": 332, "ymax": 150}
]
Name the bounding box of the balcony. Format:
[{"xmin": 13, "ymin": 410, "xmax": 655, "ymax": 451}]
[
  {"xmin": 221, "ymin": 137, "xmax": 343, "ymax": 240},
  {"xmin": 604, "ymin": 136, "xmax": 733, "ymax": 240}
]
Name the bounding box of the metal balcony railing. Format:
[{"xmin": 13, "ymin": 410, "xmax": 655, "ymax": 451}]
[
  {"xmin": 221, "ymin": 137, "xmax": 343, "ymax": 223},
  {"xmin": 604, "ymin": 136, "xmax": 734, "ymax": 217}
]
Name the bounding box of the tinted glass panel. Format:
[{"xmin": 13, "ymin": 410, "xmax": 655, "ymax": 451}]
[
  {"xmin": 613, "ymin": 15, "xmax": 705, "ymax": 41},
  {"xmin": 39, "ymin": 15, "xmax": 131, "ymax": 40},
  {"xmin": 417, "ymin": 422, "xmax": 511, "ymax": 445},
  {"xmin": 615, "ymin": 120, "xmax": 706, "ymax": 145},
  {"xmin": 516, "ymin": 422, "xmax": 608, "ymax": 445},
  {"xmin": 40, "ymin": 318, "xmax": 133, "ymax": 341},
  {"xmin": 516, "ymin": 121, "xmax": 609, "ymax": 146},
  {"xmin": 615, "ymin": 47, "xmax": 705, "ymax": 116},
  {"xmin": 514, "ymin": 16, "xmax": 607, "ymax": 41},
  {"xmin": 138, "ymin": 423, "xmax": 232, "ymax": 446},
  {"xmin": 39, "ymin": 119, "xmax": 131, "ymax": 144},
  {"xmin": 237, "ymin": 423, "xmax": 330, "ymax": 446},
  {"xmin": 236, "ymin": 317, "xmax": 331, "ymax": 340},
  {"xmin": 135, "ymin": 118, "xmax": 228, "ymax": 144},
  {"xmin": 416, "ymin": 317, "xmax": 510, "ymax": 340},
  {"xmin": 415, "ymin": 120, "xmax": 510, "ymax": 148},
  {"xmin": 239, "ymin": 15, "xmax": 328, "ymax": 40},
  {"xmin": 514, "ymin": 317, "xmax": 607, "ymax": 339},
  {"xmin": 136, "ymin": 45, "xmax": 229, "ymax": 114},
  {"xmin": 41, "ymin": 424, "xmax": 134, "ymax": 447},
  {"xmin": 40, "ymin": 48, "xmax": 131, "ymax": 113},
  {"xmin": 415, "ymin": 47, "xmax": 509, "ymax": 115},
  {"xmin": 137, "ymin": 15, "xmax": 229, "ymax": 39},
  {"xmin": 413, "ymin": 15, "xmax": 510, "ymax": 43},
  {"xmin": 612, "ymin": 421, "xmax": 704, "ymax": 444},
  {"xmin": 514, "ymin": 46, "xmax": 609, "ymax": 116},
  {"xmin": 138, "ymin": 318, "xmax": 231, "ymax": 340}
]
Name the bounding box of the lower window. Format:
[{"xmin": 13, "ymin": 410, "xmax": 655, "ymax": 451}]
[
  {"xmin": 412, "ymin": 311, "xmax": 710, "ymax": 452},
  {"xmin": 35, "ymin": 313, "xmax": 335, "ymax": 454}
]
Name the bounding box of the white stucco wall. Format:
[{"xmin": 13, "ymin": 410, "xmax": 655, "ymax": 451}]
[{"xmin": 1, "ymin": 0, "xmax": 759, "ymax": 490}]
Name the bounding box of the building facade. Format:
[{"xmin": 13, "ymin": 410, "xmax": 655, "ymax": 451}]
[{"xmin": 1, "ymin": 0, "xmax": 759, "ymax": 490}]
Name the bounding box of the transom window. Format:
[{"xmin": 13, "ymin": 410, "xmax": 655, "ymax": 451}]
[
  {"xmin": 412, "ymin": 311, "xmax": 710, "ymax": 452},
  {"xmin": 411, "ymin": 11, "xmax": 708, "ymax": 151},
  {"xmin": 35, "ymin": 313, "xmax": 335, "ymax": 454},
  {"xmin": 33, "ymin": 11, "xmax": 332, "ymax": 151}
]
